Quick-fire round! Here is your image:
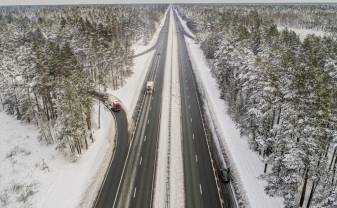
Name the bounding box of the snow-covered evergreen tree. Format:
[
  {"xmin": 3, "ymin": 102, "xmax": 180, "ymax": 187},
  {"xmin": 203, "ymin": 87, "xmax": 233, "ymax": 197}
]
[{"xmin": 0, "ymin": 5, "xmax": 167, "ymax": 157}]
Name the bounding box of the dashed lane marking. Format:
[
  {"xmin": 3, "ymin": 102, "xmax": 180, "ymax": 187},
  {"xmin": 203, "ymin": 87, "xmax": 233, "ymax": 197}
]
[{"xmin": 133, "ymin": 187, "xmax": 137, "ymax": 198}]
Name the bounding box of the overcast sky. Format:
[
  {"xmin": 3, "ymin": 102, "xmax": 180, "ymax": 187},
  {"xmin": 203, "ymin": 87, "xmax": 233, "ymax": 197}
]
[{"xmin": 0, "ymin": 0, "xmax": 336, "ymax": 6}]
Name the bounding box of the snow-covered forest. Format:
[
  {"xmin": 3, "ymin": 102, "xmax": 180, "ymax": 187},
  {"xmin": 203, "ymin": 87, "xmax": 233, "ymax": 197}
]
[
  {"xmin": 177, "ymin": 4, "xmax": 337, "ymax": 208},
  {"xmin": 0, "ymin": 5, "xmax": 167, "ymax": 156},
  {"xmin": 259, "ymin": 4, "xmax": 337, "ymax": 34}
]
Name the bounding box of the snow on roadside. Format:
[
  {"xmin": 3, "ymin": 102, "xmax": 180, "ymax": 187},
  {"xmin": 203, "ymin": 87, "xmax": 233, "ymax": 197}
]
[
  {"xmin": 153, "ymin": 8, "xmax": 185, "ymax": 208},
  {"xmin": 0, "ymin": 101, "xmax": 115, "ymax": 208},
  {"xmin": 176, "ymin": 13, "xmax": 284, "ymax": 208},
  {"xmin": 175, "ymin": 10, "xmax": 195, "ymax": 39},
  {"xmin": 277, "ymin": 25, "xmax": 330, "ymax": 41},
  {"xmin": 169, "ymin": 8, "xmax": 185, "ymax": 208},
  {"xmin": 108, "ymin": 9, "xmax": 169, "ymax": 117},
  {"xmin": 185, "ymin": 37, "xmax": 284, "ymax": 208}
]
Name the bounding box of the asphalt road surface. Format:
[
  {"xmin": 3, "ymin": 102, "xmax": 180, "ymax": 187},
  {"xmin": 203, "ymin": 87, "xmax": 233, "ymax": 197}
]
[
  {"xmin": 92, "ymin": 98, "xmax": 129, "ymax": 208},
  {"xmin": 112, "ymin": 10, "xmax": 170, "ymax": 208},
  {"xmin": 173, "ymin": 9, "xmax": 236, "ymax": 208}
]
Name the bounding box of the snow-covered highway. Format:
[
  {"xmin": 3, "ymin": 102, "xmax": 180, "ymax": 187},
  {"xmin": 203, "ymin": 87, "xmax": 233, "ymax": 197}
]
[{"xmin": 96, "ymin": 7, "xmax": 236, "ymax": 208}]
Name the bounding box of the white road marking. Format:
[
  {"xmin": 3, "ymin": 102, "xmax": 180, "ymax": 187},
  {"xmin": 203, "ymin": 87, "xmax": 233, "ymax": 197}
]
[
  {"xmin": 199, "ymin": 184, "xmax": 203, "ymax": 195},
  {"xmin": 139, "ymin": 157, "xmax": 142, "ymax": 166},
  {"xmin": 190, "ymin": 117, "xmax": 192, "ymax": 123},
  {"xmin": 144, "ymin": 136, "xmax": 147, "ymax": 142},
  {"xmin": 148, "ymin": 119, "xmax": 149, "ymax": 124},
  {"xmin": 133, "ymin": 187, "xmax": 137, "ymax": 198},
  {"xmin": 192, "ymin": 133, "xmax": 195, "ymax": 140},
  {"xmin": 195, "ymin": 154, "xmax": 198, "ymax": 163}
]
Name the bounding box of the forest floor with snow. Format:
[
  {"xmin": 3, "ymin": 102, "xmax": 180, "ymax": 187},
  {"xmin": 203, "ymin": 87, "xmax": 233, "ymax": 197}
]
[
  {"xmin": 277, "ymin": 25, "xmax": 332, "ymax": 41},
  {"xmin": 0, "ymin": 101, "xmax": 115, "ymax": 208},
  {"xmin": 176, "ymin": 12, "xmax": 284, "ymax": 208}
]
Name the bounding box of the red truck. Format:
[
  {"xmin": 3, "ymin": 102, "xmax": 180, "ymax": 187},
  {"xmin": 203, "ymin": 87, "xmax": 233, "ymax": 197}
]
[{"xmin": 111, "ymin": 100, "xmax": 122, "ymax": 112}]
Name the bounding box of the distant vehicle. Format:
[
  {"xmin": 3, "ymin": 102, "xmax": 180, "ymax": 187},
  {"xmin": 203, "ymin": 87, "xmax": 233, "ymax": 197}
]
[
  {"xmin": 111, "ymin": 100, "xmax": 122, "ymax": 112},
  {"xmin": 146, "ymin": 81, "xmax": 154, "ymax": 94},
  {"xmin": 219, "ymin": 168, "xmax": 230, "ymax": 183}
]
